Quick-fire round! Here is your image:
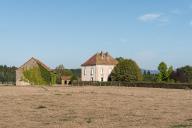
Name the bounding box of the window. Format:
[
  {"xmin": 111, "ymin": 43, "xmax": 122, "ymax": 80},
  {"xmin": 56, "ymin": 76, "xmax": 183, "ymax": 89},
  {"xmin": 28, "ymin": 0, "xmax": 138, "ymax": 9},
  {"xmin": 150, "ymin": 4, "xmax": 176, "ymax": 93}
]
[
  {"xmin": 101, "ymin": 68, "xmax": 104, "ymax": 75},
  {"xmin": 91, "ymin": 68, "xmax": 94, "ymax": 75},
  {"xmin": 101, "ymin": 77, "xmax": 104, "ymax": 82},
  {"xmin": 84, "ymin": 68, "xmax": 86, "ymax": 76},
  {"xmin": 91, "ymin": 77, "xmax": 94, "ymax": 81}
]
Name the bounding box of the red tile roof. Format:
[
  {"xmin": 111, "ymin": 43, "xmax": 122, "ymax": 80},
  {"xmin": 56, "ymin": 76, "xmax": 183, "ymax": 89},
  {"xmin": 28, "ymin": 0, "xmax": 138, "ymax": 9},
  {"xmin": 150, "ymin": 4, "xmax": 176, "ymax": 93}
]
[{"xmin": 81, "ymin": 52, "xmax": 118, "ymax": 66}]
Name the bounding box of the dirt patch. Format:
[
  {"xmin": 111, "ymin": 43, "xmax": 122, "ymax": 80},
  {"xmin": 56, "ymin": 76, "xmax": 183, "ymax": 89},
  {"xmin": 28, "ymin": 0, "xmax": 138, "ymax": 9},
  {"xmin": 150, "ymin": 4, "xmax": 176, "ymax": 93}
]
[{"xmin": 0, "ymin": 86, "xmax": 191, "ymax": 128}]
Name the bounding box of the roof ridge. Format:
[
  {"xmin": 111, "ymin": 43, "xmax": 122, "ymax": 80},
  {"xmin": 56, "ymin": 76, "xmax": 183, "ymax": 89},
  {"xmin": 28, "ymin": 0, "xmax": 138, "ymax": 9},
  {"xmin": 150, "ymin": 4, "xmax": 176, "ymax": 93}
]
[{"xmin": 17, "ymin": 57, "xmax": 51, "ymax": 71}]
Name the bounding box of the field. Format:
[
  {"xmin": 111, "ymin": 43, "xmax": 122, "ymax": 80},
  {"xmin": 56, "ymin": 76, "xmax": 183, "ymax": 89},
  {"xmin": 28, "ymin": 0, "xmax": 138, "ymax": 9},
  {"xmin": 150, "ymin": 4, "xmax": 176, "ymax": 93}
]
[{"xmin": 0, "ymin": 86, "xmax": 192, "ymax": 128}]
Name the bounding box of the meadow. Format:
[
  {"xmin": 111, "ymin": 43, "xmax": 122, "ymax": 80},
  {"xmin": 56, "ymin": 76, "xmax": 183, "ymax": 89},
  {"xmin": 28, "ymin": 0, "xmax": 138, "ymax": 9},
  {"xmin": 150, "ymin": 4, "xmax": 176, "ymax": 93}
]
[{"xmin": 0, "ymin": 86, "xmax": 192, "ymax": 128}]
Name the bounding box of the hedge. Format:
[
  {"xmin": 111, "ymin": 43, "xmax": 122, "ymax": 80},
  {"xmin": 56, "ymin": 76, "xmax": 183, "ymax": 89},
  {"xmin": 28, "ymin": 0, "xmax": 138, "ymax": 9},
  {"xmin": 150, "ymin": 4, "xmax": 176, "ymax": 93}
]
[{"xmin": 71, "ymin": 81, "xmax": 192, "ymax": 89}]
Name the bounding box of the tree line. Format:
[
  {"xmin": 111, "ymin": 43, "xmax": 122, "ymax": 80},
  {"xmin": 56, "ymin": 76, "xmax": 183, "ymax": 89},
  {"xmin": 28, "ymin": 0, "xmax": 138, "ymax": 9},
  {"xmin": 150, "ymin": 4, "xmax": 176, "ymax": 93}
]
[
  {"xmin": 1, "ymin": 58, "xmax": 192, "ymax": 85},
  {"xmin": 0, "ymin": 65, "xmax": 17, "ymax": 84},
  {"xmin": 0, "ymin": 64, "xmax": 80, "ymax": 85},
  {"xmin": 111, "ymin": 57, "xmax": 192, "ymax": 83}
]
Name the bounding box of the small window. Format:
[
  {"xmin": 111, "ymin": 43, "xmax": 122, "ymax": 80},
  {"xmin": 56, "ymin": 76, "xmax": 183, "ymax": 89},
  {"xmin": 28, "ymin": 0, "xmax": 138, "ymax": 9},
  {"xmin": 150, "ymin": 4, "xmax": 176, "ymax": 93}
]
[
  {"xmin": 84, "ymin": 68, "xmax": 86, "ymax": 76},
  {"xmin": 91, "ymin": 77, "xmax": 94, "ymax": 81},
  {"xmin": 101, "ymin": 77, "xmax": 104, "ymax": 82},
  {"xmin": 91, "ymin": 68, "xmax": 94, "ymax": 75},
  {"xmin": 101, "ymin": 68, "xmax": 104, "ymax": 75}
]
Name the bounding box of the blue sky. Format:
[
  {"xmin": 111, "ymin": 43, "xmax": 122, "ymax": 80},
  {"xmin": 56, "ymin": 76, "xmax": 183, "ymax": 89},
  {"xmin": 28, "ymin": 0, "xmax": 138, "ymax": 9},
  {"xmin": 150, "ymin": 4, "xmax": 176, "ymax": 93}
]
[{"xmin": 0, "ymin": 0, "xmax": 192, "ymax": 69}]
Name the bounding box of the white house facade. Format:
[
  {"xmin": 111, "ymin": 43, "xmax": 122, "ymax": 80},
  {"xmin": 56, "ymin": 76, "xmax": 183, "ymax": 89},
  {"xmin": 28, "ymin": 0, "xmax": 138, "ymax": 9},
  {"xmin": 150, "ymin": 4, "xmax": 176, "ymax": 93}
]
[{"xmin": 81, "ymin": 52, "xmax": 118, "ymax": 82}]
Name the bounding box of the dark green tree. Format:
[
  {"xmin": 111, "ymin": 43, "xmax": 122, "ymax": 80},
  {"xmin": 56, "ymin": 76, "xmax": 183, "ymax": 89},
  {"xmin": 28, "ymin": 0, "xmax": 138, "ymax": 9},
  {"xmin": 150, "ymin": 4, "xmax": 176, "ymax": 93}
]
[
  {"xmin": 110, "ymin": 59, "xmax": 142, "ymax": 82},
  {"xmin": 0, "ymin": 65, "xmax": 17, "ymax": 84},
  {"xmin": 171, "ymin": 65, "xmax": 192, "ymax": 83}
]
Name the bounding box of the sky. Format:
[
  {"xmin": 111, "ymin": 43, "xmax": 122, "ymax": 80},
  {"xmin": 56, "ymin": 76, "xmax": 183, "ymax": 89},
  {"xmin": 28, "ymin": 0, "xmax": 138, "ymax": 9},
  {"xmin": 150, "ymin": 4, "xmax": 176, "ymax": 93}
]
[{"xmin": 0, "ymin": 0, "xmax": 192, "ymax": 70}]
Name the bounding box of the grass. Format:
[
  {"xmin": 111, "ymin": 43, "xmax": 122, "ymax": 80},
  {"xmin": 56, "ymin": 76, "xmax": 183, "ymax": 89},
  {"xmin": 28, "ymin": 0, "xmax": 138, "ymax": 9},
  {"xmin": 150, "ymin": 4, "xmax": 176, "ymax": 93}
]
[
  {"xmin": 36, "ymin": 105, "xmax": 47, "ymax": 109},
  {"xmin": 171, "ymin": 124, "xmax": 192, "ymax": 128},
  {"xmin": 171, "ymin": 119, "xmax": 192, "ymax": 128},
  {"xmin": 85, "ymin": 117, "xmax": 92, "ymax": 124},
  {"xmin": 66, "ymin": 93, "xmax": 72, "ymax": 96},
  {"xmin": 55, "ymin": 93, "xmax": 62, "ymax": 96}
]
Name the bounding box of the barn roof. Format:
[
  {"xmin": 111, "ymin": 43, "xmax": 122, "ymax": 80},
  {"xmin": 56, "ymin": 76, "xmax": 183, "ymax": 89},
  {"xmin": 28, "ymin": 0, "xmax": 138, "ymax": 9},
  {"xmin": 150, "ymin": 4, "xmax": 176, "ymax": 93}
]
[{"xmin": 17, "ymin": 57, "xmax": 51, "ymax": 71}]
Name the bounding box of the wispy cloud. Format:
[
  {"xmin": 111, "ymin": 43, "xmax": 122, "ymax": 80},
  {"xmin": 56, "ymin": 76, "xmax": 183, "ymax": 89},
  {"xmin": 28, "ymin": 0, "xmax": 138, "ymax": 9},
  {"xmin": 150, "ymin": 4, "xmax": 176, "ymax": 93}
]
[
  {"xmin": 138, "ymin": 13, "xmax": 169, "ymax": 25},
  {"xmin": 138, "ymin": 13, "xmax": 161, "ymax": 22}
]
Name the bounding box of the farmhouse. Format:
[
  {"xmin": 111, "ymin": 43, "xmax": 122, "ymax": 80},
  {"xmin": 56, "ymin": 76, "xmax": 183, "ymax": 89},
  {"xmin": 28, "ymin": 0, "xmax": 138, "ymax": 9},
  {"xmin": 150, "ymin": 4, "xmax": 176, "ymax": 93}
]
[
  {"xmin": 16, "ymin": 57, "xmax": 55, "ymax": 86},
  {"xmin": 81, "ymin": 51, "xmax": 118, "ymax": 82}
]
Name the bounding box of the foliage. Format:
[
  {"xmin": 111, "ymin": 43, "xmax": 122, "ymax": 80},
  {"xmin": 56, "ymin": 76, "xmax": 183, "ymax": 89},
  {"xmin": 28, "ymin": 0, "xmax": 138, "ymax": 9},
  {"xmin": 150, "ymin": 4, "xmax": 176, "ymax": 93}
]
[
  {"xmin": 54, "ymin": 65, "xmax": 76, "ymax": 84},
  {"xmin": 70, "ymin": 69, "xmax": 81, "ymax": 79},
  {"xmin": 0, "ymin": 65, "xmax": 17, "ymax": 84},
  {"xmin": 72, "ymin": 81, "xmax": 192, "ymax": 89},
  {"xmin": 70, "ymin": 75, "xmax": 78, "ymax": 82},
  {"xmin": 63, "ymin": 69, "xmax": 73, "ymax": 76},
  {"xmin": 110, "ymin": 59, "xmax": 142, "ymax": 82},
  {"xmin": 23, "ymin": 63, "xmax": 56, "ymax": 85},
  {"xmin": 115, "ymin": 57, "xmax": 125, "ymax": 62},
  {"xmin": 143, "ymin": 70, "xmax": 157, "ymax": 82},
  {"xmin": 171, "ymin": 65, "xmax": 192, "ymax": 83},
  {"xmin": 157, "ymin": 62, "xmax": 173, "ymax": 82},
  {"xmin": 55, "ymin": 64, "xmax": 65, "ymax": 84}
]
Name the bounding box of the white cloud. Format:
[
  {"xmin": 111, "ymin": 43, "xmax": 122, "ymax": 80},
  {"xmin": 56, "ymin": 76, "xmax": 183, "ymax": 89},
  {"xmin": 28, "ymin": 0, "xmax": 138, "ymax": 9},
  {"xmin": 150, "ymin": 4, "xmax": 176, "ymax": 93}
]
[{"xmin": 138, "ymin": 13, "xmax": 161, "ymax": 22}]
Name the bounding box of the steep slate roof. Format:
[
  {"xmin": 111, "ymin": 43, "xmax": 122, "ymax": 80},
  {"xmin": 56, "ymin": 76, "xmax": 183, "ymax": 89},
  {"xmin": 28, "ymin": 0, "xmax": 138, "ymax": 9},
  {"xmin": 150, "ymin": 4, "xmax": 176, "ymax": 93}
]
[
  {"xmin": 17, "ymin": 57, "xmax": 51, "ymax": 71},
  {"xmin": 81, "ymin": 52, "xmax": 118, "ymax": 66}
]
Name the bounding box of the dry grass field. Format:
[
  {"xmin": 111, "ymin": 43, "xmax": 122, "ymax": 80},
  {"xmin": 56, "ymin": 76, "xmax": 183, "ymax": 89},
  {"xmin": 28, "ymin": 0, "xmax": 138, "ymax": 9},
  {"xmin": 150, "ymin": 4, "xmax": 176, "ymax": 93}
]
[{"xmin": 0, "ymin": 86, "xmax": 192, "ymax": 128}]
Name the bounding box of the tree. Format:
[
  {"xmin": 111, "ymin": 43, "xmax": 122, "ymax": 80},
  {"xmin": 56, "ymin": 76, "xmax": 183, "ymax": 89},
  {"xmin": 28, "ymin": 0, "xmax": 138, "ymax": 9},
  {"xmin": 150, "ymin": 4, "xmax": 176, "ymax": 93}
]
[
  {"xmin": 110, "ymin": 59, "xmax": 142, "ymax": 82},
  {"xmin": 0, "ymin": 65, "xmax": 17, "ymax": 84},
  {"xmin": 171, "ymin": 65, "xmax": 192, "ymax": 83},
  {"xmin": 157, "ymin": 62, "xmax": 173, "ymax": 82},
  {"xmin": 55, "ymin": 65, "xmax": 65, "ymax": 84},
  {"xmin": 143, "ymin": 70, "xmax": 157, "ymax": 82},
  {"xmin": 116, "ymin": 57, "xmax": 125, "ymax": 62}
]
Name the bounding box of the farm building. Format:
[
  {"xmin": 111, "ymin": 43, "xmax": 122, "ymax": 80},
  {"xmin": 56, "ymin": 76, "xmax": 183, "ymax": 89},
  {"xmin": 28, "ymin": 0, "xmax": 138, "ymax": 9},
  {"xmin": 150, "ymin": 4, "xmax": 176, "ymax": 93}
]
[
  {"xmin": 16, "ymin": 57, "xmax": 56, "ymax": 86},
  {"xmin": 81, "ymin": 51, "xmax": 118, "ymax": 82}
]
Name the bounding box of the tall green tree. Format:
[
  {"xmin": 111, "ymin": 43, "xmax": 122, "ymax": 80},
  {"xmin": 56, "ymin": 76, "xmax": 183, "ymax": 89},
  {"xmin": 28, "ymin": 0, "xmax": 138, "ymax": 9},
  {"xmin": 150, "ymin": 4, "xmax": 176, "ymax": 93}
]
[
  {"xmin": 110, "ymin": 59, "xmax": 142, "ymax": 82},
  {"xmin": 157, "ymin": 62, "xmax": 173, "ymax": 82}
]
